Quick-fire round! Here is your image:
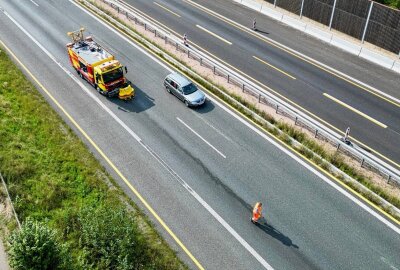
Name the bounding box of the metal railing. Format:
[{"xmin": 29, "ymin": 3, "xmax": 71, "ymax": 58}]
[{"xmin": 90, "ymin": 0, "xmax": 400, "ymax": 185}]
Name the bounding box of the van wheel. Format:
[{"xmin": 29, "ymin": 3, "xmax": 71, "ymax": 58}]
[{"xmin": 184, "ymin": 100, "xmax": 189, "ymax": 107}]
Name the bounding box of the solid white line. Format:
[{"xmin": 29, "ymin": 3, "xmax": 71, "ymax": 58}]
[
  {"xmin": 3, "ymin": 4, "xmax": 274, "ymax": 269},
  {"xmin": 185, "ymin": 0, "xmax": 400, "ymax": 106},
  {"xmin": 30, "ymin": 0, "xmax": 39, "ymax": 7},
  {"xmin": 177, "ymin": 117, "xmax": 226, "ymax": 158},
  {"xmin": 203, "ymin": 93, "xmax": 400, "ymax": 235},
  {"xmin": 75, "ymin": 0, "xmax": 400, "ymax": 235},
  {"xmin": 323, "ymin": 93, "xmax": 387, "ymax": 128},
  {"xmin": 154, "ymin": 2, "xmax": 181, "ymax": 17},
  {"xmin": 196, "ymin": 24, "xmax": 232, "ymax": 45}
]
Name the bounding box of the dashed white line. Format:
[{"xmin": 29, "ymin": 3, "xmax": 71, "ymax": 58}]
[
  {"xmin": 177, "ymin": 117, "xmax": 226, "ymax": 158},
  {"xmin": 196, "ymin": 24, "xmax": 232, "ymax": 45},
  {"xmin": 30, "ymin": 0, "xmax": 39, "ymax": 7}
]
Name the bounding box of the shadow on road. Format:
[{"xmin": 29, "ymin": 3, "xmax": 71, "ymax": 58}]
[
  {"xmin": 111, "ymin": 83, "xmax": 155, "ymax": 113},
  {"xmin": 255, "ymin": 29, "xmax": 269, "ymax": 35},
  {"xmin": 192, "ymin": 99, "xmax": 215, "ymax": 114},
  {"xmin": 256, "ymin": 221, "xmax": 299, "ymax": 249}
]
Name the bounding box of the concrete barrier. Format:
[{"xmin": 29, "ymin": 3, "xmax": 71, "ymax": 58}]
[
  {"xmin": 241, "ymin": 0, "xmax": 263, "ymax": 11},
  {"xmin": 330, "ymin": 36, "xmax": 361, "ymax": 55},
  {"xmin": 260, "ymin": 5, "xmax": 283, "ymax": 21},
  {"xmin": 359, "ymin": 48, "xmax": 395, "ymax": 69},
  {"xmin": 391, "ymin": 60, "xmax": 400, "ymax": 73},
  {"xmin": 282, "ymin": 15, "xmax": 306, "ymax": 31},
  {"xmin": 304, "ymin": 25, "xmax": 333, "ymax": 43}
]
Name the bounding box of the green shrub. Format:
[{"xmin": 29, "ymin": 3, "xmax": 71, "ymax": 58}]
[{"xmin": 8, "ymin": 218, "xmax": 69, "ymax": 270}]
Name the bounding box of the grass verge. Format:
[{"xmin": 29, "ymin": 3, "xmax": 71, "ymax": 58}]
[{"xmin": 0, "ymin": 45, "xmax": 187, "ymax": 269}]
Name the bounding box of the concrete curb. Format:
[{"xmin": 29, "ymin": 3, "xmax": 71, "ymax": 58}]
[{"xmin": 234, "ymin": 0, "xmax": 400, "ymax": 74}]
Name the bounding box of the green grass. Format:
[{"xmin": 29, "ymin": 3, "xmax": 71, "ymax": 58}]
[{"xmin": 0, "ymin": 46, "xmax": 187, "ymax": 269}]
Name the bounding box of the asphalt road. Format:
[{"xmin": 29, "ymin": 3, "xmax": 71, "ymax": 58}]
[
  {"xmin": 0, "ymin": 0, "xmax": 400, "ymax": 269},
  {"xmin": 124, "ymin": 0, "xmax": 400, "ymax": 169}
]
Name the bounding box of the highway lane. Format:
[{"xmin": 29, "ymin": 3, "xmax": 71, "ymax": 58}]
[
  {"xmin": 124, "ymin": 0, "xmax": 400, "ymax": 168},
  {"xmin": 1, "ymin": 0, "xmax": 400, "ymax": 269}
]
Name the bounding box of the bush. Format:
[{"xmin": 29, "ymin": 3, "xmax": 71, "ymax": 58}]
[
  {"xmin": 77, "ymin": 203, "xmax": 147, "ymax": 270},
  {"xmin": 8, "ymin": 218, "xmax": 68, "ymax": 270}
]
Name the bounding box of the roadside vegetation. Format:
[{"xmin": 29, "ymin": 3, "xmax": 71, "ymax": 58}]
[
  {"xmin": 0, "ymin": 47, "xmax": 187, "ymax": 269},
  {"xmin": 82, "ymin": 0, "xmax": 400, "ymax": 222},
  {"xmin": 377, "ymin": 0, "xmax": 400, "ymax": 9}
]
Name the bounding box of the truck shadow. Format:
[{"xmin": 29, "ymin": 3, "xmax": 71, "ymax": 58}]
[
  {"xmin": 111, "ymin": 83, "xmax": 155, "ymax": 113},
  {"xmin": 255, "ymin": 221, "xmax": 299, "ymax": 249}
]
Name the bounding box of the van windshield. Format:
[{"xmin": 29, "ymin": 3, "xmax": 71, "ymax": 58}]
[
  {"xmin": 182, "ymin": 83, "xmax": 197, "ymax": 95},
  {"xmin": 103, "ymin": 68, "xmax": 123, "ymax": 84}
]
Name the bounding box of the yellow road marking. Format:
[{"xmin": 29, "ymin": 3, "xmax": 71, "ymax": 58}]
[
  {"xmin": 0, "ymin": 39, "xmax": 205, "ymax": 270},
  {"xmin": 119, "ymin": 0, "xmax": 400, "ymax": 170},
  {"xmin": 74, "ymin": 1, "xmax": 400, "ymax": 232},
  {"xmin": 196, "ymin": 24, "xmax": 232, "ymax": 45},
  {"xmin": 153, "ymin": 2, "xmax": 181, "ymax": 17},
  {"xmin": 323, "ymin": 93, "xmax": 387, "ymax": 128},
  {"xmin": 253, "ymin": 55, "xmax": 296, "ymax": 79},
  {"xmin": 120, "ymin": 0, "xmax": 400, "ymax": 169},
  {"xmin": 182, "ymin": 0, "xmax": 400, "ymax": 108}
]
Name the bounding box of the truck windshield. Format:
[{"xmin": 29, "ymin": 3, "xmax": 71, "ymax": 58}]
[{"xmin": 103, "ymin": 67, "xmax": 123, "ymax": 84}]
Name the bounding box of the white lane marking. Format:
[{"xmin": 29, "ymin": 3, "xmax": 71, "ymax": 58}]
[
  {"xmin": 192, "ymin": 113, "xmax": 233, "ymax": 142},
  {"xmin": 30, "ymin": 0, "xmax": 39, "ymax": 7},
  {"xmin": 154, "ymin": 2, "xmax": 181, "ymax": 17},
  {"xmin": 324, "ymin": 93, "xmax": 387, "ymax": 128},
  {"xmin": 185, "ymin": 0, "xmax": 400, "ymax": 106},
  {"xmin": 381, "ymin": 256, "xmax": 399, "ymax": 270},
  {"xmin": 4, "ymin": 4, "xmax": 274, "ymax": 269},
  {"xmin": 77, "ymin": 0, "xmax": 400, "ymax": 235},
  {"xmin": 203, "ymin": 91, "xmax": 400, "ymax": 235},
  {"xmin": 177, "ymin": 117, "xmax": 226, "ymax": 158},
  {"xmin": 196, "ymin": 24, "xmax": 232, "ymax": 45}
]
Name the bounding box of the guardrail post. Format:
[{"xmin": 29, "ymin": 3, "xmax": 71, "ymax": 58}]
[
  {"xmin": 314, "ymin": 129, "xmax": 318, "ymax": 138},
  {"xmin": 258, "ymin": 94, "xmax": 261, "ymax": 103},
  {"xmin": 155, "ymin": 29, "xmax": 157, "ymax": 37},
  {"xmin": 242, "ymin": 84, "xmax": 245, "ymax": 92},
  {"xmin": 295, "ymin": 116, "xmax": 298, "ymax": 125},
  {"xmin": 144, "ymin": 23, "xmax": 147, "ymax": 30},
  {"xmin": 387, "ymin": 175, "xmax": 391, "ymax": 183},
  {"xmin": 213, "ymin": 66, "xmax": 216, "ymax": 75},
  {"xmin": 200, "ymin": 58, "xmax": 203, "ymax": 66},
  {"xmin": 361, "ymin": 158, "xmax": 364, "ymax": 167},
  {"xmin": 117, "ymin": 6, "xmax": 119, "ymax": 13},
  {"xmin": 188, "ymin": 50, "xmax": 190, "ymax": 58},
  {"xmin": 176, "ymin": 42, "xmax": 178, "ymax": 50},
  {"xmin": 276, "ymin": 105, "xmax": 279, "ymax": 113},
  {"xmin": 227, "ymin": 74, "xmax": 230, "ymax": 83},
  {"xmin": 165, "ymin": 36, "xmax": 167, "ymax": 44},
  {"xmin": 336, "ymin": 143, "xmax": 340, "ymax": 150},
  {"xmin": 134, "ymin": 17, "xmax": 137, "ymax": 24}
]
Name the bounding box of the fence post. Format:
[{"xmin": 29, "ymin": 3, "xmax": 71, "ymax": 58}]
[
  {"xmin": 0, "ymin": 173, "xmax": 21, "ymax": 229},
  {"xmin": 300, "ymin": 0, "xmax": 305, "ymax": 18},
  {"xmin": 329, "ymin": 0, "xmax": 338, "ymax": 30},
  {"xmin": 361, "ymin": 1, "xmax": 374, "ymax": 43}
]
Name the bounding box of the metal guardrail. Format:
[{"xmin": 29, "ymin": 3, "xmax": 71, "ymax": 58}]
[{"xmin": 94, "ymin": 0, "xmax": 400, "ymax": 185}]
